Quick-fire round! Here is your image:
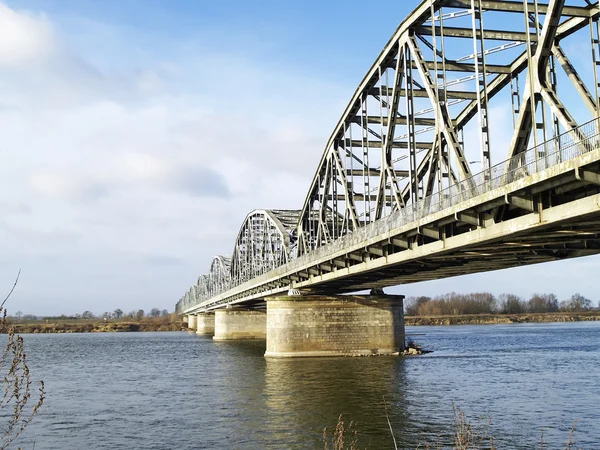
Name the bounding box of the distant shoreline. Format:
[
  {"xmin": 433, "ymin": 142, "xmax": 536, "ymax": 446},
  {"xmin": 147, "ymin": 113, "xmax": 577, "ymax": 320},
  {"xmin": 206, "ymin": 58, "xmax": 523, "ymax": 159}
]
[
  {"xmin": 405, "ymin": 311, "xmax": 600, "ymax": 326},
  {"xmin": 2, "ymin": 321, "xmax": 188, "ymax": 334},
  {"xmin": 3, "ymin": 311, "xmax": 600, "ymax": 334}
]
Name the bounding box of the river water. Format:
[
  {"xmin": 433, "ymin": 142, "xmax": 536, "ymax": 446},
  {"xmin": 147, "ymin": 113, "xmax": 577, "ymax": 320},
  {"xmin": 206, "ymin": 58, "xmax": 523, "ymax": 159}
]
[{"xmin": 13, "ymin": 322, "xmax": 600, "ymax": 449}]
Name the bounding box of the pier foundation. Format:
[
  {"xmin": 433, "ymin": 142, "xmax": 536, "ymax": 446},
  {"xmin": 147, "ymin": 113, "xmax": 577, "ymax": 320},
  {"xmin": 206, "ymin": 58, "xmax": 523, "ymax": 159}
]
[
  {"xmin": 196, "ymin": 313, "xmax": 215, "ymax": 335},
  {"xmin": 265, "ymin": 295, "xmax": 405, "ymax": 358},
  {"xmin": 186, "ymin": 314, "xmax": 197, "ymax": 331},
  {"xmin": 213, "ymin": 308, "xmax": 267, "ymax": 340}
]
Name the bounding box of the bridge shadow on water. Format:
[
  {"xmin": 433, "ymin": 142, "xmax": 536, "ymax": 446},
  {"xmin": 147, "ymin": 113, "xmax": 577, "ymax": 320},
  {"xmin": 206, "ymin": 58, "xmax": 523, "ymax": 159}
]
[{"xmin": 206, "ymin": 337, "xmax": 449, "ymax": 449}]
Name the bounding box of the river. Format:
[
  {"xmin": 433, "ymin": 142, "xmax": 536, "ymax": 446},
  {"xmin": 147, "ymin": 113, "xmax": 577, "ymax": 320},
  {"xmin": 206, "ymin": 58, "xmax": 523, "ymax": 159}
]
[{"xmin": 13, "ymin": 322, "xmax": 600, "ymax": 449}]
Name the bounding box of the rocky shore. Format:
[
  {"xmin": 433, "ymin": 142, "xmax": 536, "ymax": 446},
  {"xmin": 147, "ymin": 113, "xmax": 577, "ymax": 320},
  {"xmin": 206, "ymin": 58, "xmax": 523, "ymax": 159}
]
[{"xmin": 405, "ymin": 311, "xmax": 600, "ymax": 326}]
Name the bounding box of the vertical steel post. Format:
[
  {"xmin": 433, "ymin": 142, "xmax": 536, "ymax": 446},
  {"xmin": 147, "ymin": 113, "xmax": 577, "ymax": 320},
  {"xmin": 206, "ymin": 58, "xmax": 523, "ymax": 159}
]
[
  {"xmin": 404, "ymin": 42, "xmax": 418, "ymax": 206},
  {"xmin": 471, "ymin": 0, "xmax": 492, "ymax": 174},
  {"xmin": 360, "ymin": 92, "xmax": 370, "ymax": 223}
]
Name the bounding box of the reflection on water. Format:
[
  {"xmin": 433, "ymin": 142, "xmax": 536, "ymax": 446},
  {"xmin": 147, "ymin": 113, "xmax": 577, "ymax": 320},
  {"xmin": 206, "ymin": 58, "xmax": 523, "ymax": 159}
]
[
  {"xmin": 263, "ymin": 356, "xmax": 410, "ymax": 449},
  {"xmin": 12, "ymin": 322, "xmax": 600, "ymax": 449}
]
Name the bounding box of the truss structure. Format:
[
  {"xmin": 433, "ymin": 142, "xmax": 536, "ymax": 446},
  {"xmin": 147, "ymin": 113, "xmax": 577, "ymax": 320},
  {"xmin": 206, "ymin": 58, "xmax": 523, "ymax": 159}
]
[
  {"xmin": 230, "ymin": 210, "xmax": 300, "ymax": 283},
  {"xmin": 177, "ymin": 0, "xmax": 600, "ymax": 314},
  {"xmin": 296, "ymin": 0, "xmax": 600, "ymax": 256},
  {"xmin": 176, "ymin": 211, "xmax": 299, "ymax": 313}
]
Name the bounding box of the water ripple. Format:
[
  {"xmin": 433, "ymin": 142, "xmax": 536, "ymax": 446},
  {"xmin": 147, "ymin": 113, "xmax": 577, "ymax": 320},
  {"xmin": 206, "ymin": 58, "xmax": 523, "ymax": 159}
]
[{"xmin": 10, "ymin": 322, "xmax": 600, "ymax": 449}]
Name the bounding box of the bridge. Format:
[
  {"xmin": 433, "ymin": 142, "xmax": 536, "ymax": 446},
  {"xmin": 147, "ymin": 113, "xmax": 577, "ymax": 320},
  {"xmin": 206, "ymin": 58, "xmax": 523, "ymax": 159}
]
[{"xmin": 176, "ymin": 0, "xmax": 600, "ymax": 357}]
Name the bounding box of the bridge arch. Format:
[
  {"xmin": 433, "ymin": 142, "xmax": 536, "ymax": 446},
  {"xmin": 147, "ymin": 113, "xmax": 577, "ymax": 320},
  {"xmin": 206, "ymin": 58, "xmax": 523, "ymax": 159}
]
[
  {"xmin": 208, "ymin": 255, "xmax": 232, "ymax": 297},
  {"xmin": 188, "ymin": 285, "xmax": 197, "ymax": 304},
  {"xmin": 178, "ymin": 290, "xmax": 194, "ymax": 314},
  {"xmin": 195, "ymin": 275, "xmax": 210, "ymax": 302},
  {"xmin": 230, "ymin": 209, "xmax": 301, "ymax": 285},
  {"xmin": 296, "ymin": 0, "xmax": 600, "ymax": 256}
]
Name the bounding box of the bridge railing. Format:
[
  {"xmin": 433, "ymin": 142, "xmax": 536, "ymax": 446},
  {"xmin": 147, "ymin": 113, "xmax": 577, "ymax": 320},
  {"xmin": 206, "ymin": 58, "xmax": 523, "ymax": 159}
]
[
  {"xmin": 284, "ymin": 117, "xmax": 600, "ymax": 271},
  {"xmin": 418, "ymin": 117, "xmax": 600, "ymax": 219}
]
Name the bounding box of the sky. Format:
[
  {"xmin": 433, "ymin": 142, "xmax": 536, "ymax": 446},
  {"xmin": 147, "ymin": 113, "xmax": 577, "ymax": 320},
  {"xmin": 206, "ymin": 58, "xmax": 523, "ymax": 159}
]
[{"xmin": 0, "ymin": 1, "xmax": 598, "ymax": 316}]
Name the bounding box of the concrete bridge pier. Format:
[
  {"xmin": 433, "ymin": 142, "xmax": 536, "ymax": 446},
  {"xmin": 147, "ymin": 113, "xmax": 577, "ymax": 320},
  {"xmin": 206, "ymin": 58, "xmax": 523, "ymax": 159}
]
[
  {"xmin": 195, "ymin": 313, "xmax": 215, "ymax": 335},
  {"xmin": 265, "ymin": 295, "xmax": 405, "ymax": 358},
  {"xmin": 213, "ymin": 308, "xmax": 267, "ymax": 340},
  {"xmin": 186, "ymin": 314, "xmax": 197, "ymax": 331}
]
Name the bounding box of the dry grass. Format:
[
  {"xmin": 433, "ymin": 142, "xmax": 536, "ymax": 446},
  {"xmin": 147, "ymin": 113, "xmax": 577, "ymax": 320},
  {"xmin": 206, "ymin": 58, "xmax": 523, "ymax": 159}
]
[
  {"xmin": 325, "ymin": 404, "xmax": 582, "ymax": 450},
  {"xmin": 323, "ymin": 415, "xmax": 360, "ymax": 450}
]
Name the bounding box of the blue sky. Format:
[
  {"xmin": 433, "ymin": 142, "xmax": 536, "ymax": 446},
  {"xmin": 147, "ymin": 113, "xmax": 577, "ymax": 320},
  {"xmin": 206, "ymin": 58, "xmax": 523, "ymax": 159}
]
[
  {"xmin": 6, "ymin": 0, "xmax": 407, "ymax": 78},
  {"xmin": 0, "ymin": 1, "xmax": 598, "ymax": 316}
]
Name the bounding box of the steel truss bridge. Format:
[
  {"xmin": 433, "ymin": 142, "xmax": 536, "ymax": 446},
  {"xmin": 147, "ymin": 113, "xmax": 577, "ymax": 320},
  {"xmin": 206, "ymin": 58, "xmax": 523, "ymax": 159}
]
[{"xmin": 176, "ymin": 0, "xmax": 600, "ymax": 315}]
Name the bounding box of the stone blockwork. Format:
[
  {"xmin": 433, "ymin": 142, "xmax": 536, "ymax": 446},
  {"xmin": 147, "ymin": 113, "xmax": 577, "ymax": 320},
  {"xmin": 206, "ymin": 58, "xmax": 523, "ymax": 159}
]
[
  {"xmin": 196, "ymin": 313, "xmax": 215, "ymax": 335},
  {"xmin": 213, "ymin": 309, "xmax": 267, "ymax": 340},
  {"xmin": 187, "ymin": 314, "xmax": 197, "ymax": 330},
  {"xmin": 265, "ymin": 295, "xmax": 405, "ymax": 358}
]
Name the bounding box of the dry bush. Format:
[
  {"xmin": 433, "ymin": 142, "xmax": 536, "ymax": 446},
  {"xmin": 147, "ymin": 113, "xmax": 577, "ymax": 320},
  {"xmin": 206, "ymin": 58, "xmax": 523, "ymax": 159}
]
[{"xmin": 0, "ymin": 271, "xmax": 45, "ymax": 449}]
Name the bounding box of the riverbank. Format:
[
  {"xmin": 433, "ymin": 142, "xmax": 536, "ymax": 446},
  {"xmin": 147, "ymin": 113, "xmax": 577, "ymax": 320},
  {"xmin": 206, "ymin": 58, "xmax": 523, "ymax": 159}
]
[
  {"xmin": 405, "ymin": 311, "xmax": 600, "ymax": 326},
  {"xmin": 5, "ymin": 311, "xmax": 600, "ymax": 333},
  {"xmin": 2, "ymin": 320, "xmax": 188, "ymax": 333}
]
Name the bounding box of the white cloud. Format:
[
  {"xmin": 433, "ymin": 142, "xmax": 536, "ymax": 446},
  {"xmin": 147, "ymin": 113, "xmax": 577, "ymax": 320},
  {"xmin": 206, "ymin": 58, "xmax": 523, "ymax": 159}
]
[
  {"xmin": 0, "ymin": 3, "xmax": 56, "ymax": 67},
  {"xmin": 0, "ymin": 3, "xmax": 346, "ymax": 315},
  {"xmin": 29, "ymin": 171, "xmax": 108, "ymax": 202}
]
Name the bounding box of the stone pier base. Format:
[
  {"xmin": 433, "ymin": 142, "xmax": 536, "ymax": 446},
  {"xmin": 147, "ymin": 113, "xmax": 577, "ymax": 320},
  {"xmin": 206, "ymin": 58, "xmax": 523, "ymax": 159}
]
[
  {"xmin": 265, "ymin": 295, "xmax": 405, "ymax": 358},
  {"xmin": 213, "ymin": 309, "xmax": 267, "ymax": 340},
  {"xmin": 196, "ymin": 313, "xmax": 215, "ymax": 335},
  {"xmin": 186, "ymin": 314, "xmax": 197, "ymax": 331}
]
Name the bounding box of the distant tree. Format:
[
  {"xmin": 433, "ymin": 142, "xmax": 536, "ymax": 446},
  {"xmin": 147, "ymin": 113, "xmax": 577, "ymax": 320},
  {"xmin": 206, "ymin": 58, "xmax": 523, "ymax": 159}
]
[
  {"xmin": 546, "ymin": 293, "xmax": 559, "ymax": 312},
  {"xmin": 101, "ymin": 312, "xmax": 111, "ymax": 320},
  {"xmin": 81, "ymin": 311, "xmax": 95, "ymax": 320},
  {"xmin": 405, "ymin": 296, "xmax": 431, "ymax": 316},
  {"xmin": 467, "ymin": 292, "xmax": 497, "ymax": 314},
  {"xmin": 113, "ymin": 309, "xmax": 123, "ymax": 319},
  {"xmin": 560, "ymin": 293, "xmax": 593, "ymax": 312},
  {"xmin": 149, "ymin": 308, "xmax": 161, "ymax": 318},
  {"xmin": 23, "ymin": 314, "xmax": 38, "ymax": 321},
  {"xmin": 419, "ymin": 300, "xmax": 442, "ymax": 316},
  {"xmin": 498, "ymin": 294, "xmax": 525, "ymax": 314},
  {"xmin": 161, "ymin": 309, "xmax": 169, "ymax": 317},
  {"xmin": 135, "ymin": 309, "xmax": 145, "ymax": 320},
  {"xmin": 528, "ymin": 294, "xmax": 558, "ymax": 313},
  {"xmin": 14, "ymin": 311, "xmax": 23, "ymax": 320},
  {"xmin": 127, "ymin": 310, "xmax": 136, "ymax": 319}
]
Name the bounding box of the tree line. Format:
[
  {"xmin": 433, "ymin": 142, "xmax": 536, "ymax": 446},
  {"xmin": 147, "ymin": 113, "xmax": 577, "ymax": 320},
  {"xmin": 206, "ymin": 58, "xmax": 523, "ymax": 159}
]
[
  {"xmin": 405, "ymin": 292, "xmax": 598, "ymax": 316},
  {"xmin": 11, "ymin": 308, "xmax": 171, "ymax": 322}
]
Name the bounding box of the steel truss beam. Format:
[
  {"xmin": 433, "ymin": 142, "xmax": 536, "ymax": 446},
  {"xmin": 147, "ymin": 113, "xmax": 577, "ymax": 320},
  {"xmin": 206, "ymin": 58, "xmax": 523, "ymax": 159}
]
[
  {"xmin": 295, "ymin": 0, "xmax": 600, "ymax": 258},
  {"xmin": 176, "ymin": 0, "xmax": 600, "ymax": 314}
]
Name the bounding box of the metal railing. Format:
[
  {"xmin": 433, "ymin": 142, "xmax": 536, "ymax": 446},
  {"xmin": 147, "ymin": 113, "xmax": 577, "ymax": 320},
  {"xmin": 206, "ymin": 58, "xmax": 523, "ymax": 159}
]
[{"xmin": 284, "ymin": 117, "xmax": 600, "ymax": 273}]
